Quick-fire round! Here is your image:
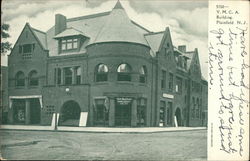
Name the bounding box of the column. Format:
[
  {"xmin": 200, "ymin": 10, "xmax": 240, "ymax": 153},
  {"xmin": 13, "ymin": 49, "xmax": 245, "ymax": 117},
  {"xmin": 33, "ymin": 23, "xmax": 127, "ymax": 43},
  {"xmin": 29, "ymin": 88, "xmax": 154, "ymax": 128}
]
[
  {"xmin": 25, "ymin": 99, "xmax": 30, "ymax": 125},
  {"xmin": 131, "ymin": 99, "xmax": 137, "ymax": 127},
  {"xmin": 61, "ymin": 68, "xmax": 64, "ymax": 85},
  {"xmin": 164, "ymin": 106, "xmax": 168, "ymax": 127},
  {"xmin": 109, "ymin": 98, "xmax": 115, "ymax": 127}
]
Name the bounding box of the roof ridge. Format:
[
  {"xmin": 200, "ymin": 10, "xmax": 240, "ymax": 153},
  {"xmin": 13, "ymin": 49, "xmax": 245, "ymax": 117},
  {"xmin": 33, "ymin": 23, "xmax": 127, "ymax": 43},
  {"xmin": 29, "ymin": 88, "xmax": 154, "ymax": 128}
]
[
  {"xmin": 67, "ymin": 11, "xmax": 111, "ymax": 22},
  {"xmin": 131, "ymin": 20, "xmax": 151, "ymax": 33},
  {"xmin": 31, "ymin": 27, "xmax": 46, "ymax": 34},
  {"xmin": 67, "ymin": 27, "xmax": 83, "ymax": 33},
  {"xmin": 144, "ymin": 31, "xmax": 165, "ymax": 36}
]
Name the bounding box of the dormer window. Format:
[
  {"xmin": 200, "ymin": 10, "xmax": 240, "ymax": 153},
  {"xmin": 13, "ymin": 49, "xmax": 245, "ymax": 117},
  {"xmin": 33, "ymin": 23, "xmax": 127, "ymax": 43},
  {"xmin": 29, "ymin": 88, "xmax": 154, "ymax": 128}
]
[{"xmin": 61, "ymin": 38, "xmax": 78, "ymax": 52}]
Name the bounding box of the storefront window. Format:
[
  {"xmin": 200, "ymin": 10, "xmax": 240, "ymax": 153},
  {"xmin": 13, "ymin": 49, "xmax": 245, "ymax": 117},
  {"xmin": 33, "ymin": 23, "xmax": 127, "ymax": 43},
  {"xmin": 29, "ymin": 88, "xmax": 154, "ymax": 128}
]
[
  {"xmin": 94, "ymin": 98, "xmax": 109, "ymax": 126},
  {"xmin": 159, "ymin": 101, "xmax": 166, "ymax": 126},
  {"xmin": 137, "ymin": 98, "xmax": 146, "ymax": 126},
  {"xmin": 167, "ymin": 102, "xmax": 173, "ymax": 125}
]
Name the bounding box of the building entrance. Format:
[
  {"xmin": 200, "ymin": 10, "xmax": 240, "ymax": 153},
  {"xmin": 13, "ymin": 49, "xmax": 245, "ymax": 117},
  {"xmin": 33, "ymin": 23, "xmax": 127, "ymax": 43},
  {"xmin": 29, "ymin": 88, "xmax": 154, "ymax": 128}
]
[
  {"xmin": 13, "ymin": 99, "xmax": 25, "ymax": 124},
  {"xmin": 30, "ymin": 98, "xmax": 41, "ymax": 124},
  {"xmin": 115, "ymin": 98, "xmax": 132, "ymax": 126},
  {"xmin": 59, "ymin": 100, "xmax": 81, "ymax": 126},
  {"xmin": 12, "ymin": 98, "xmax": 41, "ymax": 124}
]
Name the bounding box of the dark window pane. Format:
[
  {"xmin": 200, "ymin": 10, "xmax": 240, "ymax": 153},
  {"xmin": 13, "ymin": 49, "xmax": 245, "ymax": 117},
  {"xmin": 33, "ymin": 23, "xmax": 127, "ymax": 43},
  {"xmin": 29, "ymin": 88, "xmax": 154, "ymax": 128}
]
[
  {"xmin": 169, "ymin": 73, "xmax": 173, "ymax": 91},
  {"xmin": 29, "ymin": 71, "xmax": 38, "ymax": 86},
  {"xmin": 117, "ymin": 64, "xmax": 131, "ymax": 81},
  {"xmin": 16, "ymin": 72, "xmax": 25, "ymax": 87},
  {"xmin": 96, "ymin": 73, "xmax": 108, "ymax": 82},
  {"xmin": 76, "ymin": 67, "xmax": 81, "ymax": 84},
  {"xmin": 64, "ymin": 68, "xmax": 73, "ymax": 85},
  {"xmin": 161, "ymin": 70, "xmax": 166, "ymax": 89},
  {"xmin": 76, "ymin": 76, "xmax": 81, "ymax": 84},
  {"xmin": 118, "ymin": 73, "xmax": 131, "ymax": 81},
  {"xmin": 57, "ymin": 68, "xmax": 61, "ymax": 84},
  {"xmin": 23, "ymin": 44, "xmax": 32, "ymax": 53},
  {"xmin": 139, "ymin": 75, "xmax": 146, "ymax": 83}
]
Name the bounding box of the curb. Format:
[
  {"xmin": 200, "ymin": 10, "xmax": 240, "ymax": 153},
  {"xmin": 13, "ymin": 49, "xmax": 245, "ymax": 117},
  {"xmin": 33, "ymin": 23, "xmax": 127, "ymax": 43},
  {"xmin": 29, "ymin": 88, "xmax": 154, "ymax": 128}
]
[{"xmin": 0, "ymin": 127, "xmax": 207, "ymax": 134}]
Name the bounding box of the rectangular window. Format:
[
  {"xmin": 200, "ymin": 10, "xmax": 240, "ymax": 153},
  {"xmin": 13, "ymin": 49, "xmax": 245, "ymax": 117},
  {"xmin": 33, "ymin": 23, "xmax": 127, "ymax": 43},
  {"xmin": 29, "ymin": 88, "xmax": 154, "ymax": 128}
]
[
  {"xmin": 161, "ymin": 70, "xmax": 166, "ymax": 89},
  {"xmin": 160, "ymin": 101, "xmax": 166, "ymax": 126},
  {"xmin": 64, "ymin": 67, "xmax": 73, "ymax": 85},
  {"xmin": 76, "ymin": 67, "xmax": 81, "ymax": 85},
  {"xmin": 176, "ymin": 77, "xmax": 182, "ymax": 93},
  {"xmin": 137, "ymin": 98, "xmax": 146, "ymax": 127},
  {"xmin": 23, "ymin": 44, "xmax": 32, "ymax": 53},
  {"xmin": 57, "ymin": 68, "xmax": 61, "ymax": 84},
  {"xmin": 73, "ymin": 39, "xmax": 78, "ymax": 48},
  {"xmin": 167, "ymin": 102, "xmax": 173, "ymax": 125},
  {"xmin": 191, "ymin": 98, "xmax": 195, "ymax": 118},
  {"xmin": 67, "ymin": 39, "xmax": 73, "ymax": 49},
  {"xmin": 61, "ymin": 40, "xmax": 66, "ymax": 50},
  {"xmin": 61, "ymin": 38, "xmax": 78, "ymax": 52},
  {"xmin": 94, "ymin": 98, "xmax": 109, "ymax": 126},
  {"xmin": 168, "ymin": 73, "xmax": 173, "ymax": 92},
  {"xmin": 19, "ymin": 45, "xmax": 23, "ymax": 53}
]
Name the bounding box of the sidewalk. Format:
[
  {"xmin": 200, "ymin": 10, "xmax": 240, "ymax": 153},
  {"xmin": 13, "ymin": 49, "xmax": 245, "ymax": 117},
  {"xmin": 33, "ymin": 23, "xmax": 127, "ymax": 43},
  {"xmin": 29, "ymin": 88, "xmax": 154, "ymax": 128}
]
[{"xmin": 0, "ymin": 125, "xmax": 206, "ymax": 133}]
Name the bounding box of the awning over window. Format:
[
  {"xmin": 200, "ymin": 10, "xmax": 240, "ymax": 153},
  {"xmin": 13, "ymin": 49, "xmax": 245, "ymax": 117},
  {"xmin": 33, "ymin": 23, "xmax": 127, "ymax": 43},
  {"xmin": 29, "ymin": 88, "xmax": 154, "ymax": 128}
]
[{"xmin": 9, "ymin": 95, "xmax": 43, "ymax": 109}]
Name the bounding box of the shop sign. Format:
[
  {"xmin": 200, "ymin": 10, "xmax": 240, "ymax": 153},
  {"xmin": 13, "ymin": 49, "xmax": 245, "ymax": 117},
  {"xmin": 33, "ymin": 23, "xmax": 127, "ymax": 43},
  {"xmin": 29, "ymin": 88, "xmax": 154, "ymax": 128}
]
[
  {"xmin": 116, "ymin": 97, "xmax": 132, "ymax": 105},
  {"xmin": 163, "ymin": 93, "xmax": 174, "ymax": 99}
]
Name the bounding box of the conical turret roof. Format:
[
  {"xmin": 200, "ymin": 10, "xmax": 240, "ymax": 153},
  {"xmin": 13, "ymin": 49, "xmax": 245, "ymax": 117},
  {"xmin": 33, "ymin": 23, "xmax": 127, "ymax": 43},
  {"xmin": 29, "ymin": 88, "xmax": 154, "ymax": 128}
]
[{"xmin": 92, "ymin": 1, "xmax": 149, "ymax": 47}]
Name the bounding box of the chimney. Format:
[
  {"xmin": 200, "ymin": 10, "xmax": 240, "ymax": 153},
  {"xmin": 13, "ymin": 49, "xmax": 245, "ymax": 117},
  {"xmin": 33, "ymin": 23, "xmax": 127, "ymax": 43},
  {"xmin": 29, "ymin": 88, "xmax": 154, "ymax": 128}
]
[
  {"xmin": 55, "ymin": 14, "xmax": 67, "ymax": 35},
  {"xmin": 178, "ymin": 45, "xmax": 186, "ymax": 53}
]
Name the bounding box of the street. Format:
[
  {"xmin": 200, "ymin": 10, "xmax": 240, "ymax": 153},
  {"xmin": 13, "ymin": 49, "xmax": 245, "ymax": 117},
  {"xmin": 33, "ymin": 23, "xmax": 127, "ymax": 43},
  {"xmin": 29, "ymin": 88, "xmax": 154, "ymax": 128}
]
[{"xmin": 1, "ymin": 129, "xmax": 207, "ymax": 160}]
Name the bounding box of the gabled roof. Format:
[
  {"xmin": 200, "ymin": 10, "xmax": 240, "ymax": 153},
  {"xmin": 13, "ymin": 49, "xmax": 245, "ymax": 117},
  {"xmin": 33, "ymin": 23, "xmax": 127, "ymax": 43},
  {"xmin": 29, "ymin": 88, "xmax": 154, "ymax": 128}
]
[
  {"xmin": 173, "ymin": 46, "xmax": 189, "ymax": 59},
  {"xmin": 31, "ymin": 27, "xmax": 47, "ymax": 50},
  {"xmin": 183, "ymin": 51, "xmax": 195, "ymax": 70},
  {"xmin": 91, "ymin": 1, "xmax": 149, "ymax": 47},
  {"xmin": 54, "ymin": 27, "xmax": 89, "ymax": 39},
  {"xmin": 9, "ymin": 23, "xmax": 48, "ymax": 56},
  {"xmin": 144, "ymin": 31, "xmax": 164, "ymax": 57}
]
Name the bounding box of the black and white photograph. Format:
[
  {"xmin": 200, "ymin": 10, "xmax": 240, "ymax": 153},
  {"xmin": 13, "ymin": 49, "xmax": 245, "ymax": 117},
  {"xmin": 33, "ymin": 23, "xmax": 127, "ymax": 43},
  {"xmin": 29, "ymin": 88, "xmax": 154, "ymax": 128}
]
[{"xmin": 0, "ymin": 0, "xmax": 249, "ymax": 160}]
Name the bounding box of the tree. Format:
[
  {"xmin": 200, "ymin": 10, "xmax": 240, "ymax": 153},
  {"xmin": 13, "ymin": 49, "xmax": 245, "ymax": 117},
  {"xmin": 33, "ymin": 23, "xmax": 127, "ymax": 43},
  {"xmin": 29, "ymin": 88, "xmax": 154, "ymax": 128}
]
[{"xmin": 1, "ymin": 23, "xmax": 12, "ymax": 55}]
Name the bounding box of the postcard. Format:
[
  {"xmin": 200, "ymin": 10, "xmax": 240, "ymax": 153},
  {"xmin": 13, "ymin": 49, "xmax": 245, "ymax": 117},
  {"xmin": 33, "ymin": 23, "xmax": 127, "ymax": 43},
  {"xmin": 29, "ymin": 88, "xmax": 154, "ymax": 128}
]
[{"xmin": 0, "ymin": 0, "xmax": 249, "ymax": 160}]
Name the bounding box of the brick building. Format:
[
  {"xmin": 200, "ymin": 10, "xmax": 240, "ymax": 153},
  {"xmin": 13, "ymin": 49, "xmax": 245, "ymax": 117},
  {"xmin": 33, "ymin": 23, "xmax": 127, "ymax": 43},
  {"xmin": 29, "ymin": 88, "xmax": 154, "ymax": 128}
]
[{"xmin": 5, "ymin": 1, "xmax": 207, "ymax": 127}]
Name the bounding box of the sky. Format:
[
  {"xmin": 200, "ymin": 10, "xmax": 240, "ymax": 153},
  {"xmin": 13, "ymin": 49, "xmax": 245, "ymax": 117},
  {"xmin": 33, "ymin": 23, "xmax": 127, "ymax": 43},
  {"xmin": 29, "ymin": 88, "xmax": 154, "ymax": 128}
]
[{"xmin": 1, "ymin": 0, "xmax": 208, "ymax": 79}]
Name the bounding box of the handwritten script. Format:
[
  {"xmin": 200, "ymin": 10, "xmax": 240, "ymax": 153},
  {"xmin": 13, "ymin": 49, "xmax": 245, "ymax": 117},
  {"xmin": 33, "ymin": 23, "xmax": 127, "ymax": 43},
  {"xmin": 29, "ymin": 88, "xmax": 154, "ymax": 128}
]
[{"xmin": 208, "ymin": 2, "xmax": 249, "ymax": 160}]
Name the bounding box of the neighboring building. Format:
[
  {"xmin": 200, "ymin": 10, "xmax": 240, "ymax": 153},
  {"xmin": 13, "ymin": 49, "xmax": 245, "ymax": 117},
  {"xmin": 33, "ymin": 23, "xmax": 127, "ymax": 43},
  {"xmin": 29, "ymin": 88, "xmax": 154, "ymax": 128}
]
[
  {"xmin": 0, "ymin": 66, "xmax": 8, "ymax": 124},
  {"xmin": 6, "ymin": 1, "xmax": 207, "ymax": 127}
]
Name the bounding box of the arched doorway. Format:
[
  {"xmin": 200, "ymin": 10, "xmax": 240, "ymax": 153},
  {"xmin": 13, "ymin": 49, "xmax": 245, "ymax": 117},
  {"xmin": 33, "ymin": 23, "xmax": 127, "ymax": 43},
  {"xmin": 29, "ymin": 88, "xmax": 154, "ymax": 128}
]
[
  {"xmin": 175, "ymin": 108, "xmax": 181, "ymax": 126},
  {"xmin": 59, "ymin": 100, "xmax": 81, "ymax": 126}
]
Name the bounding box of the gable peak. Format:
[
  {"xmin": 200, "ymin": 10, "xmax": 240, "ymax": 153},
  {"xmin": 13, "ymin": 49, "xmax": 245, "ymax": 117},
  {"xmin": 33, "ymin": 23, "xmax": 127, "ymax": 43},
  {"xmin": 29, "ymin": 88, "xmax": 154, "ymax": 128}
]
[{"xmin": 113, "ymin": 0, "xmax": 124, "ymax": 9}]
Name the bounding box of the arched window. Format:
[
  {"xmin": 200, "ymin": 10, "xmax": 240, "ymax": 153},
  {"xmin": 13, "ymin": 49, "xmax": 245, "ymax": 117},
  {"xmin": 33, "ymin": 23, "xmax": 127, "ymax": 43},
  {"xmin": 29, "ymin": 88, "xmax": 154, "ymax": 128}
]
[
  {"xmin": 139, "ymin": 66, "xmax": 147, "ymax": 83},
  {"xmin": 117, "ymin": 63, "xmax": 132, "ymax": 81},
  {"xmin": 15, "ymin": 71, "xmax": 25, "ymax": 87},
  {"xmin": 29, "ymin": 70, "xmax": 39, "ymax": 86},
  {"xmin": 95, "ymin": 64, "xmax": 108, "ymax": 82}
]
